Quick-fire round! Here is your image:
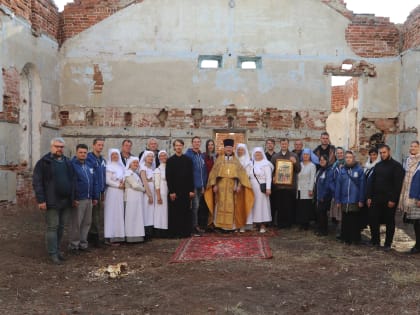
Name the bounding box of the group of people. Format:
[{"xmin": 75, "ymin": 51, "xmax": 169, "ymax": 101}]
[{"xmin": 32, "ymin": 132, "xmax": 420, "ymax": 265}]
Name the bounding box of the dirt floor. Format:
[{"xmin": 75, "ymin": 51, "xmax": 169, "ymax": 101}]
[{"xmin": 0, "ymin": 205, "xmax": 419, "ymax": 315}]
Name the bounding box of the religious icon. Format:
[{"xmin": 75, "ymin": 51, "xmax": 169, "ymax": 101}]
[{"xmin": 273, "ymin": 160, "xmax": 293, "ymax": 185}]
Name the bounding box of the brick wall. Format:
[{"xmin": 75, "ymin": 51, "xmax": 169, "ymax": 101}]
[
  {"xmin": 58, "ymin": 0, "xmax": 142, "ymax": 44},
  {"xmin": 1, "ymin": 67, "xmax": 20, "ymax": 123},
  {"xmin": 331, "ymin": 78, "xmax": 358, "ymax": 113},
  {"xmin": 0, "ymin": 0, "xmax": 59, "ymax": 39},
  {"xmin": 403, "ymin": 5, "xmax": 420, "ymax": 51},
  {"xmin": 345, "ymin": 15, "xmax": 401, "ymax": 58},
  {"xmin": 57, "ymin": 105, "xmax": 329, "ymax": 132}
]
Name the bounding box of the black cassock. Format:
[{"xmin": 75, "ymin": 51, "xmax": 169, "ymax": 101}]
[{"xmin": 166, "ymin": 153, "xmax": 194, "ymax": 238}]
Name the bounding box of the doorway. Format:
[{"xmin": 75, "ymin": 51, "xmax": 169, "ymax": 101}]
[{"xmin": 214, "ymin": 129, "xmax": 246, "ymax": 154}]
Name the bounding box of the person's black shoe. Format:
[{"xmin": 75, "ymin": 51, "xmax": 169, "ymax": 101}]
[
  {"xmin": 79, "ymin": 247, "xmax": 91, "ymax": 253},
  {"xmin": 383, "ymin": 245, "xmax": 392, "ymax": 252},
  {"xmin": 69, "ymin": 248, "xmax": 80, "ymax": 255},
  {"xmin": 57, "ymin": 252, "xmax": 66, "ymax": 261},
  {"xmin": 408, "ymin": 247, "xmax": 420, "ymax": 254},
  {"xmin": 50, "ymin": 255, "xmax": 63, "ymax": 265}
]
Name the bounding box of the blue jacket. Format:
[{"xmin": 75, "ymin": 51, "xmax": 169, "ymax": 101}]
[
  {"xmin": 87, "ymin": 152, "xmax": 106, "ymax": 193},
  {"xmin": 185, "ymin": 148, "xmax": 208, "ymax": 189},
  {"xmin": 409, "ymin": 163, "xmax": 420, "ymax": 199},
  {"xmin": 72, "ymin": 157, "xmax": 99, "ymax": 201},
  {"xmin": 316, "ymin": 166, "xmax": 334, "ymax": 201},
  {"xmin": 335, "ymin": 163, "xmax": 366, "ymax": 204}
]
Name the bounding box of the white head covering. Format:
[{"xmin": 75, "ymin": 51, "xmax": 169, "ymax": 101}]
[
  {"xmin": 107, "ymin": 148, "xmax": 125, "ymax": 180},
  {"xmin": 236, "ymin": 143, "xmax": 251, "ymax": 168},
  {"xmin": 140, "ymin": 150, "xmax": 155, "ymax": 169},
  {"xmin": 125, "ymin": 156, "xmax": 140, "ymax": 177},
  {"xmin": 252, "ymin": 147, "xmax": 274, "ymax": 171},
  {"xmin": 158, "ymin": 150, "xmax": 168, "ymax": 164}
]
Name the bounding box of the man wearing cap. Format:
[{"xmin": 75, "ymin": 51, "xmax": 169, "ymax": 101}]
[{"xmin": 204, "ymin": 139, "xmax": 254, "ymax": 231}]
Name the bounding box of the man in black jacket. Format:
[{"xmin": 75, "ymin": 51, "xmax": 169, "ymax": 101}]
[
  {"xmin": 367, "ymin": 144, "xmax": 405, "ymax": 251},
  {"xmin": 33, "ymin": 137, "xmax": 74, "ymax": 264}
]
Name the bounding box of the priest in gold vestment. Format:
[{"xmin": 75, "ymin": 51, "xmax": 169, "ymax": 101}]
[{"xmin": 204, "ymin": 139, "xmax": 254, "ymax": 230}]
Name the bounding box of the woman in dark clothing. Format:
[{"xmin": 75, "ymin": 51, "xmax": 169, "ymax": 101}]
[
  {"xmin": 203, "ymin": 139, "xmax": 217, "ymax": 175},
  {"xmin": 314, "ymin": 155, "xmax": 334, "ymax": 236}
]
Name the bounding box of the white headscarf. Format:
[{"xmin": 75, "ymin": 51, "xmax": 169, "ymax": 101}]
[
  {"xmin": 158, "ymin": 150, "xmax": 168, "ymax": 164},
  {"xmin": 140, "ymin": 150, "xmax": 155, "ymax": 170},
  {"xmin": 252, "ymin": 147, "xmax": 274, "ymax": 172},
  {"xmin": 107, "ymin": 148, "xmax": 125, "ymax": 180},
  {"xmin": 236, "ymin": 143, "xmax": 251, "ymax": 168},
  {"xmin": 364, "ymin": 154, "xmax": 381, "ymax": 171},
  {"xmin": 125, "ymin": 156, "xmax": 140, "ymax": 177}
]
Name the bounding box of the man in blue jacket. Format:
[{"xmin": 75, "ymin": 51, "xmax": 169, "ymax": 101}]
[
  {"xmin": 69, "ymin": 144, "xmax": 99, "ymax": 254},
  {"xmin": 335, "ymin": 151, "xmax": 366, "ymax": 245},
  {"xmin": 86, "ymin": 138, "xmax": 106, "ymax": 247},
  {"xmin": 185, "ymin": 136, "xmax": 208, "ymax": 235},
  {"xmin": 33, "ymin": 137, "xmax": 74, "ymax": 265}
]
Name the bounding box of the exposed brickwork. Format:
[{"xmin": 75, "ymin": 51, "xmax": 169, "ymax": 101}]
[
  {"xmin": 15, "ymin": 171, "xmax": 35, "ymax": 206},
  {"xmin": 345, "ymin": 15, "xmax": 401, "ymax": 57},
  {"xmin": 59, "ymin": 0, "xmax": 142, "ymax": 44},
  {"xmin": 30, "ymin": 0, "xmax": 60, "ymax": 38},
  {"xmin": 0, "ymin": 0, "xmax": 59, "ymax": 39},
  {"xmin": 92, "ymin": 64, "xmax": 104, "ymax": 93},
  {"xmin": 403, "ymin": 5, "xmax": 420, "ymax": 51},
  {"xmin": 56, "ymin": 105, "xmax": 329, "ymax": 132},
  {"xmin": 1, "ymin": 67, "xmax": 20, "ymax": 123},
  {"xmin": 331, "ymin": 78, "xmax": 358, "ymax": 113}
]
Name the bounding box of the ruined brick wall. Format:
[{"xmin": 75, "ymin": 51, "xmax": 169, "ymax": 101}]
[
  {"xmin": 1, "ymin": 67, "xmax": 20, "ymax": 123},
  {"xmin": 345, "ymin": 15, "xmax": 400, "ymax": 58},
  {"xmin": 0, "ymin": 0, "xmax": 59, "ymax": 39},
  {"xmin": 403, "ymin": 5, "xmax": 420, "ymax": 51},
  {"xmin": 59, "ymin": 0, "xmax": 142, "ymax": 44},
  {"xmin": 57, "ymin": 105, "xmax": 328, "ymax": 133},
  {"xmin": 331, "ymin": 78, "xmax": 358, "ymax": 113}
]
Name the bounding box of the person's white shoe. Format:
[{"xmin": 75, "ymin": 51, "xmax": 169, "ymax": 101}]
[
  {"xmin": 239, "ymin": 227, "xmax": 246, "ymax": 233},
  {"xmin": 259, "ymin": 228, "xmax": 266, "ymax": 233}
]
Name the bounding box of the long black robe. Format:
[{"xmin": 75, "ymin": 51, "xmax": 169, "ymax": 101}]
[{"xmin": 166, "ymin": 153, "xmax": 194, "ymax": 238}]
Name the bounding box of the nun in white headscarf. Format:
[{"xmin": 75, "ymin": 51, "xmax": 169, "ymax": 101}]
[
  {"xmin": 249, "ymin": 147, "xmax": 274, "ymax": 233},
  {"xmin": 139, "ymin": 150, "xmax": 156, "ymax": 239},
  {"xmin": 236, "ymin": 143, "xmax": 252, "ymax": 177},
  {"xmin": 124, "ymin": 156, "xmax": 146, "ymax": 243},
  {"xmin": 153, "ymin": 150, "xmax": 169, "ymax": 233},
  {"xmin": 104, "ymin": 148, "xmax": 126, "ymax": 245}
]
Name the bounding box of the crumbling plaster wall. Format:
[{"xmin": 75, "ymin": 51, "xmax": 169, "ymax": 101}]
[
  {"xmin": 0, "ymin": 8, "xmax": 60, "ymax": 203},
  {"xmin": 59, "ymin": 0, "xmax": 401, "ymax": 156}
]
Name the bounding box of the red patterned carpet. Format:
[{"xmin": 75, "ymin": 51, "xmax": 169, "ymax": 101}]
[{"xmin": 170, "ymin": 236, "xmax": 273, "ymax": 263}]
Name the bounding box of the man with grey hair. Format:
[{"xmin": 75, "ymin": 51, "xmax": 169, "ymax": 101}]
[
  {"xmin": 33, "ymin": 137, "xmax": 75, "ymax": 265},
  {"xmin": 139, "ymin": 137, "xmax": 160, "ymax": 168}
]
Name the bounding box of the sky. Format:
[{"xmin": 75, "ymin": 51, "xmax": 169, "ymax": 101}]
[{"xmin": 53, "ymin": 0, "xmax": 419, "ymax": 23}]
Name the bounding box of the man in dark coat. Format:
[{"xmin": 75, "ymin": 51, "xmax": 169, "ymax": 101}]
[
  {"xmin": 367, "ymin": 144, "xmax": 405, "ymax": 251},
  {"xmin": 33, "ymin": 137, "xmax": 74, "ymax": 264},
  {"xmin": 166, "ymin": 139, "xmax": 195, "ymax": 238},
  {"xmin": 271, "ymin": 138, "xmax": 301, "ymax": 228}
]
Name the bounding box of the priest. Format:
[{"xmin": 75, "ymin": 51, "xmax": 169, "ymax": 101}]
[{"xmin": 204, "ymin": 139, "xmax": 254, "ymax": 230}]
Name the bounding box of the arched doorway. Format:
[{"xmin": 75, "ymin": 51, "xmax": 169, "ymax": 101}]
[{"xmin": 20, "ymin": 63, "xmax": 42, "ymax": 169}]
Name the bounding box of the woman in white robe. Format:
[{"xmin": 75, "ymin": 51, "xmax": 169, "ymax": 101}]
[
  {"xmin": 153, "ymin": 151, "xmax": 169, "ymax": 235},
  {"xmin": 139, "ymin": 150, "xmax": 156, "ymax": 239},
  {"xmin": 250, "ymin": 147, "xmax": 273, "ymax": 233},
  {"xmin": 104, "ymin": 148, "xmax": 125, "ymax": 245},
  {"xmin": 236, "ymin": 143, "xmax": 254, "ymax": 231},
  {"xmin": 124, "ymin": 157, "xmax": 146, "ymax": 243}
]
